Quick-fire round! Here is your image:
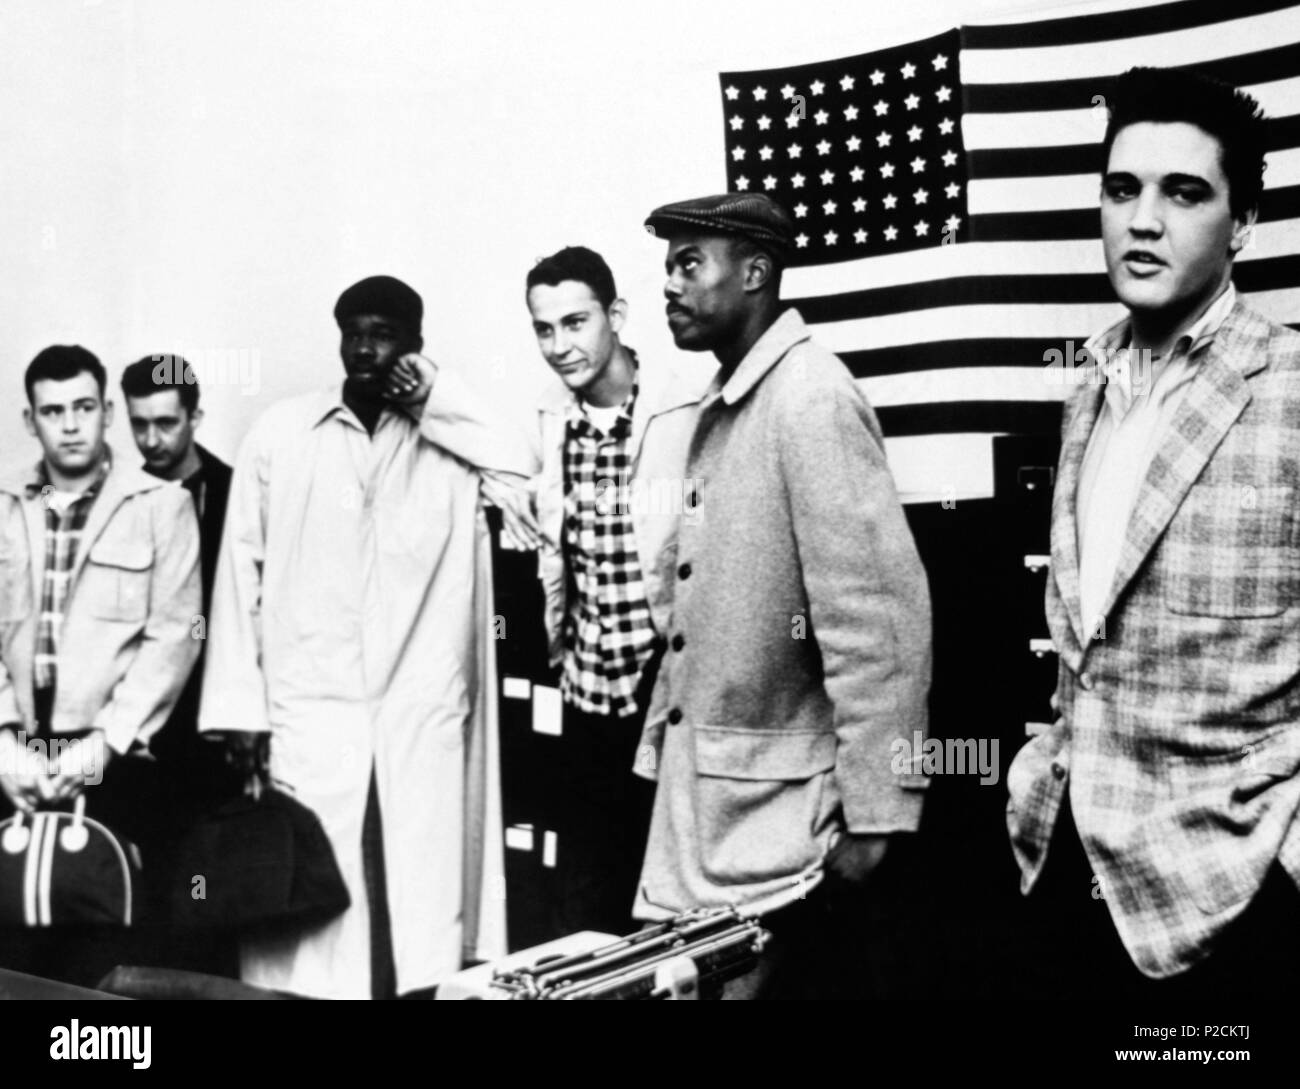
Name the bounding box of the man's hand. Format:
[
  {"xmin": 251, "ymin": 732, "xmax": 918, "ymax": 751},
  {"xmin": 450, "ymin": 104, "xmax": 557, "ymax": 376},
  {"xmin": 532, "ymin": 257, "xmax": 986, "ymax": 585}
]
[
  {"xmin": 43, "ymin": 729, "xmax": 113, "ymax": 805},
  {"xmin": 383, "ymin": 352, "xmax": 436, "ymax": 406},
  {"xmin": 481, "ymin": 472, "xmax": 542, "ymax": 551},
  {"xmin": 824, "ymin": 832, "xmax": 891, "ymax": 889},
  {"xmin": 0, "ymin": 727, "xmax": 45, "ymax": 815}
]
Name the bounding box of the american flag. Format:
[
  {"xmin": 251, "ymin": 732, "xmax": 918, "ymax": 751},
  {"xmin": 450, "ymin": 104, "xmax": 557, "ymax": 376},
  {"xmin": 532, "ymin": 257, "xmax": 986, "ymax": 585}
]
[{"xmin": 719, "ymin": 0, "xmax": 1300, "ymax": 502}]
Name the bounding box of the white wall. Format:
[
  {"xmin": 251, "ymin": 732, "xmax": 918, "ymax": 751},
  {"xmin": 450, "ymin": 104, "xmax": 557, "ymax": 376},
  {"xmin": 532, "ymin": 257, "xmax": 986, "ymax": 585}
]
[{"xmin": 0, "ymin": 0, "xmax": 1128, "ymax": 469}]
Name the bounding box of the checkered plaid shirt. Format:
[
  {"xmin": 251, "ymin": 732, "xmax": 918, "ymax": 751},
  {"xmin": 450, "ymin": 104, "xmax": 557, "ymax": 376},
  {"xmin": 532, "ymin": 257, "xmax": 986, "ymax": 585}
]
[
  {"xmin": 561, "ymin": 380, "xmax": 657, "ymax": 717},
  {"xmin": 27, "ymin": 460, "xmax": 108, "ymax": 693}
]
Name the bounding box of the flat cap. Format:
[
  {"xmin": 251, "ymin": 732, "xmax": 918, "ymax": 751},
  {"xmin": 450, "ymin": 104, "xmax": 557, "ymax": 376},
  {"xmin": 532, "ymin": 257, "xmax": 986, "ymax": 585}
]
[{"xmin": 644, "ymin": 192, "xmax": 795, "ymax": 256}]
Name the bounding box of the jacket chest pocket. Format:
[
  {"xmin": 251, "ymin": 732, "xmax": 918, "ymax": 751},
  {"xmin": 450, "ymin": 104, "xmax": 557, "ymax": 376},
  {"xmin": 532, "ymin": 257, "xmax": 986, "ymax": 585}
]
[
  {"xmin": 1161, "ymin": 484, "xmax": 1297, "ymax": 618},
  {"xmin": 80, "ymin": 537, "xmax": 153, "ymax": 622}
]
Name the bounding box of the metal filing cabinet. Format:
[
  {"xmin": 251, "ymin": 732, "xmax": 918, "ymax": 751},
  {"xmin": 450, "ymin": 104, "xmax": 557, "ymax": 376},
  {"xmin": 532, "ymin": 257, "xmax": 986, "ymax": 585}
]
[
  {"xmin": 992, "ymin": 435, "xmax": 1062, "ymax": 751},
  {"xmin": 485, "ymin": 509, "xmax": 567, "ymax": 952}
]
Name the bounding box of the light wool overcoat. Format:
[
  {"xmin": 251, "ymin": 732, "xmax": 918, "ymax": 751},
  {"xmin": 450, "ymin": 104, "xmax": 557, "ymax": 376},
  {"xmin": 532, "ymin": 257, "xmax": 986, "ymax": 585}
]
[{"xmin": 633, "ymin": 309, "xmax": 932, "ymax": 918}]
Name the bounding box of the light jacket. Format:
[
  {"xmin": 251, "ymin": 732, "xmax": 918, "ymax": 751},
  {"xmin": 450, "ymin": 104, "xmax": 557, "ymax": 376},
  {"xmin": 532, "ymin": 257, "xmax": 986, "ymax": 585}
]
[{"xmin": 0, "ymin": 448, "xmax": 201, "ymax": 755}]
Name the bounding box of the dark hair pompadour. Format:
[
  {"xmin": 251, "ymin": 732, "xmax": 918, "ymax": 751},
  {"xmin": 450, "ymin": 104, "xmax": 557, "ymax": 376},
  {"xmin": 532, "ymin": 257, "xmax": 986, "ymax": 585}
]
[{"xmin": 1102, "ymin": 66, "xmax": 1268, "ymax": 219}]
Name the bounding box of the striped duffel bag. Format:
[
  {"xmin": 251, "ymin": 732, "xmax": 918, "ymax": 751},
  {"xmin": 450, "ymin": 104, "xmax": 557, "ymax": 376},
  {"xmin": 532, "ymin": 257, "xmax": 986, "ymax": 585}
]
[{"xmin": 0, "ymin": 795, "xmax": 141, "ymax": 926}]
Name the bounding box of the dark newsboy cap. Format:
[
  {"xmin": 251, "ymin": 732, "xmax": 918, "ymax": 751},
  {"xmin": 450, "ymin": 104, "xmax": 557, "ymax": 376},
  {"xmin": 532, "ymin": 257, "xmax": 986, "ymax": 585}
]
[
  {"xmin": 644, "ymin": 192, "xmax": 795, "ymax": 256},
  {"xmin": 333, "ymin": 275, "xmax": 423, "ymax": 336}
]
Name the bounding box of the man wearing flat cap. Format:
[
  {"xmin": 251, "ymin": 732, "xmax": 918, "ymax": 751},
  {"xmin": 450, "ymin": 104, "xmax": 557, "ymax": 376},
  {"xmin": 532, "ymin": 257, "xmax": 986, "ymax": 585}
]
[
  {"xmin": 201, "ymin": 275, "xmax": 534, "ymax": 999},
  {"xmin": 634, "ymin": 194, "xmax": 932, "ymax": 996}
]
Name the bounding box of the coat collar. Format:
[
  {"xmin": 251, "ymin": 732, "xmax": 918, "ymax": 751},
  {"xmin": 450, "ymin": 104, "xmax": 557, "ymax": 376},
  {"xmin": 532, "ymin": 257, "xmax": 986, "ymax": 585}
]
[
  {"xmin": 716, "ymin": 308, "xmax": 811, "ymax": 406},
  {"xmin": 1084, "ymin": 283, "xmax": 1238, "ymax": 417},
  {"xmin": 538, "ymin": 346, "xmax": 710, "ymax": 417},
  {"xmin": 195, "ymin": 442, "xmax": 228, "ymax": 477},
  {"xmin": 0, "ymin": 443, "xmax": 162, "ymax": 503},
  {"xmin": 0, "ymin": 446, "xmax": 171, "ymax": 604},
  {"xmin": 539, "ymin": 346, "xmax": 713, "ymax": 466},
  {"xmin": 309, "ymin": 383, "xmax": 382, "ymax": 431}
]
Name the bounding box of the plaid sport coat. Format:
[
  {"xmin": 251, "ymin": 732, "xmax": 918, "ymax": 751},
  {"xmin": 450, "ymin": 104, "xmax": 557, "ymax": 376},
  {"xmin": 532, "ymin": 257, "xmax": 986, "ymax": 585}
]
[{"xmin": 1007, "ymin": 295, "xmax": 1300, "ymax": 979}]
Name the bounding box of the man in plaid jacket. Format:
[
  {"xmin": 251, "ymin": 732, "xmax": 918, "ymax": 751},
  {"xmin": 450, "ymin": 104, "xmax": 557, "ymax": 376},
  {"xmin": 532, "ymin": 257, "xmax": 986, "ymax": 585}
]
[{"xmin": 1007, "ymin": 66, "xmax": 1300, "ymax": 996}]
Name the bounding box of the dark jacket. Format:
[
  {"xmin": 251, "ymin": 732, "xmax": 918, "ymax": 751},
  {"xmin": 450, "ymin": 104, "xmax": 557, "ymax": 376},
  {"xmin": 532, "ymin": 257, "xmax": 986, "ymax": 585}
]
[
  {"xmin": 194, "ymin": 444, "xmax": 232, "ymax": 609},
  {"xmin": 151, "ymin": 444, "xmax": 237, "ymax": 807}
]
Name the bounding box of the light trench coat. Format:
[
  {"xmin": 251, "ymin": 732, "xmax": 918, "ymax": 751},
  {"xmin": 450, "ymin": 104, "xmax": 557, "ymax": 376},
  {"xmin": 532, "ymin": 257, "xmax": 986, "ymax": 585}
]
[{"xmin": 200, "ymin": 368, "xmax": 531, "ymax": 999}]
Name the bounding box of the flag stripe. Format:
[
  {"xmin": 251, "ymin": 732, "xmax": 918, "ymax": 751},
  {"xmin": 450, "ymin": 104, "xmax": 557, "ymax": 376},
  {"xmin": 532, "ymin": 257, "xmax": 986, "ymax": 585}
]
[
  {"xmin": 783, "ymin": 221, "xmax": 1300, "ymax": 296},
  {"xmin": 876, "ymin": 401, "xmax": 1064, "ymax": 436},
  {"xmin": 814, "ymin": 301, "xmax": 1125, "ymax": 350},
  {"xmin": 966, "ymin": 44, "xmax": 1300, "ymax": 112},
  {"xmin": 800, "ymin": 272, "xmax": 1111, "ymax": 319},
  {"xmin": 793, "ymin": 257, "xmax": 1300, "ymax": 324},
  {"xmin": 964, "ymin": 76, "xmax": 1300, "ymax": 149},
  {"xmin": 784, "ymin": 239, "xmax": 1108, "ymax": 295},
  {"xmin": 971, "ymin": 183, "xmax": 1300, "ymax": 241},
  {"xmin": 970, "ymin": 149, "xmax": 1300, "ymax": 213},
  {"xmin": 883, "ymin": 432, "xmax": 999, "ymax": 501},
  {"xmin": 963, "ymin": 0, "xmax": 1296, "ymax": 51},
  {"xmin": 969, "ymin": 112, "xmax": 1300, "ymax": 176},
  {"xmin": 837, "ymin": 316, "xmax": 1300, "ymax": 380},
  {"xmin": 811, "ymin": 287, "xmax": 1300, "ymax": 354},
  {"xmin": 864, "ymin": 366, "xmax": 1065, "ymax": 407},
  {"xmin": 841, "ymin": 339, "xmax": 1102, "ymax": 377}
]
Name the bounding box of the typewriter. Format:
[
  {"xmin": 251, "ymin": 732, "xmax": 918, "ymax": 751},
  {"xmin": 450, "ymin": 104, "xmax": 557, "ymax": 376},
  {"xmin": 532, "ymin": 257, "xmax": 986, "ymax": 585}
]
[{"xmin": 438, "ymin": 907, "xmax": 770, "ymax": 1000}]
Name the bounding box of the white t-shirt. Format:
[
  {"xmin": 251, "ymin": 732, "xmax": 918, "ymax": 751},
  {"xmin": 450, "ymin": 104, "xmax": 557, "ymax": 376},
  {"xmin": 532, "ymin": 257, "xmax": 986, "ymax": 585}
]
[{"xmin": 582, "ymin": 401, "xmax": 623, "ymax": 434}]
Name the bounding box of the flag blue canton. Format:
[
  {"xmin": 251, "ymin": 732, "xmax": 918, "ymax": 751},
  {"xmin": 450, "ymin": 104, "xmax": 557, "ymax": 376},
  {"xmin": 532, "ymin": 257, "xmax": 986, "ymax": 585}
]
[{"xmin": 720, "ymin": 29, "xmax": 968, "ymax": 264}]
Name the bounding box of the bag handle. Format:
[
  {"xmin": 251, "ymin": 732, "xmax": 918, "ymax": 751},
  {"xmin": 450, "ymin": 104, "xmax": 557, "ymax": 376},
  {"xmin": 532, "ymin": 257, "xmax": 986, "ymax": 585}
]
[
  {"xmin": 2, "ymin": 809, "xmax": 29, "ymax": 852},
  {"xmin": 1, "ymin": 794, "xmax": 84, "ymax": 852},
  {"xmin": 58, "ymin": 795, "xmax": 89, "ymax": 852}
]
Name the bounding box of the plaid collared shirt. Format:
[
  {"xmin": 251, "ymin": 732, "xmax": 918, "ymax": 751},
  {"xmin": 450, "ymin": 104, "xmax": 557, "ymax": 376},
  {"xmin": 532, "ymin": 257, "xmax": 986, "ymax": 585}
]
[
  {"xmin": 27, "ymin": 459, "xmax": 109, "ymax": 693},
  {"xmin": 561, "ymin": 379, "xmax": 657, "ymax": 718}
]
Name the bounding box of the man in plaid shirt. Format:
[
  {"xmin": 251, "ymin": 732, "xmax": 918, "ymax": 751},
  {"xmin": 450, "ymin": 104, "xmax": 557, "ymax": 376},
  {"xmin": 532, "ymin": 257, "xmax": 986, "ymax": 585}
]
[
  {"xmin": 0, "ymin": 345, "xmax": 200, "ymax": 985},
  {"xmin": 30, "ymin": 458, "xmax": 105, "ymax": 711},
  {"xmin": 560, "ymin": 376, "xmax": 655, "ymax": 720},
  {"xmin": 1008, "ymin": 67, "xmax": 1300, "ymax": 997},
  {"xmin": 528, "ymin": 246, "xmax": 712, "ymax": 935}
]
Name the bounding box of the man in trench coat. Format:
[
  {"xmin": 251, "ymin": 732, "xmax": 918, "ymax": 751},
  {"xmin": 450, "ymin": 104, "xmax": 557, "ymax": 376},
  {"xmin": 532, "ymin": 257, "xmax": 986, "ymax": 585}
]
[{"xmin": 201, "ymin": 276, "xmax": 533, "ymax": 999}]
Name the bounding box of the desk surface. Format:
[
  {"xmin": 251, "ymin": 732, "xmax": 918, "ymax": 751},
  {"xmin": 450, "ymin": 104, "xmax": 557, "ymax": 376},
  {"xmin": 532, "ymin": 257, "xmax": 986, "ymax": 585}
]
[{"xmin": 0, "ymin": 967, "xmax": 124, "ymax": 1000}]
